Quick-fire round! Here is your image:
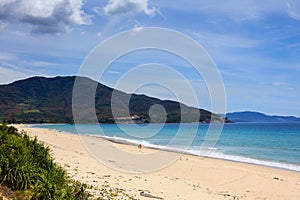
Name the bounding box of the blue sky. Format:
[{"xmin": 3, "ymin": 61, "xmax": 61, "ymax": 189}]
[{"xmin": 0, "ymin": 0, "xmax": 300, "ymax": 116}]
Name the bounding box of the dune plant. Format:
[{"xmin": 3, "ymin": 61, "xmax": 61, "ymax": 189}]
[{"xmin": 0, "ymin": 124, "xmax": 92, "ymax": 199}]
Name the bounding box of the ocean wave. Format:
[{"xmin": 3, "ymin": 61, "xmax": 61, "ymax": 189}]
[
  {"xmin": 32, "ymin": 125, "xmax": 300, "ymax": 172},
  {"xmin": 206, "ymin": 151, "xmax": 300, "ymax": 172},
  {"xmin": 87, "ymin": 134, "xmax": 300, "ymax": 172},
  {"xmin": 89, "ymin": 134, "xmax": 170, "ymax": 150}
]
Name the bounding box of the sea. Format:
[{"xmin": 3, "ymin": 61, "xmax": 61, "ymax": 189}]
[{"xmin": 33, "ymin": 122, "xmax": 300, "ymax": 172}]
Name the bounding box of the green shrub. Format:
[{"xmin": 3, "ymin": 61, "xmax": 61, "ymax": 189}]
[{"xmin": 0, "ymin": 124, "xmax": 91, "ymax": 199}]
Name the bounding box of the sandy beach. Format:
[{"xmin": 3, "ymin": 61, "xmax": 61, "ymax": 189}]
[{"xmin": 14, "ymin": 125, "xmax": 300, "ymax": 200}]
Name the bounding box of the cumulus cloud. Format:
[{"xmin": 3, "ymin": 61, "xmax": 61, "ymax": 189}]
[
  {"xmin": 103, "ymin": 0, "xmax": 156, "ymax": 16},
  {"xmin": 0, "ymin": 0, "xmax": 91, "ymax": 34}
]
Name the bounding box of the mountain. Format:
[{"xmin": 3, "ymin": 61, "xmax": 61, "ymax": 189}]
[
  {"xmin": 0, "ymin": 76, "xmax": 226, "ymax": 124},
  {"xmin": 226, "ymin": 111, "xmax": 300, "ymax": 123}
]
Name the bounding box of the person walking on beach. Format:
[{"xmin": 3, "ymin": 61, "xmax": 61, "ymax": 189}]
[{"xmin": 138, "ymin": 144, "xmax": 142, "ymax": 152}]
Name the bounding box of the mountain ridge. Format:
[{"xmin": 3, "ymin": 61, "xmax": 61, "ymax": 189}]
[
  {"xmin": 226, "ymin": 111, "xmax": 300, "ymax": 123},
  {"xmin": 0, "ymin": 76, "xmax": 226, "ymax": 124}
]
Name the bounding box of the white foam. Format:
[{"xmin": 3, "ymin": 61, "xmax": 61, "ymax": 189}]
[
  {"xmin": 187, "ymin": 149, "xmax": 300, "ymax": 172},
  {"xmin": 34, "ymin": 125, "xmax": 300, "ymax": 172},
  {"xmin": 92, "ymin": 135, "xmax": 300, "ymax": 172}
]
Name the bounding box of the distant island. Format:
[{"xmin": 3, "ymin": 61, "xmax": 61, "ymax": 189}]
[
  {"xmin": 225, "ymin": 111, "xmax": 300, "ymax": 123},
  {"xmin": 0, "ymin": 76, "xmax": 227, "ymax": 124}
]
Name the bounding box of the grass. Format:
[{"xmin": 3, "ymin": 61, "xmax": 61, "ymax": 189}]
[
  {"xmin": 23, "ymin": 110, "xmax": 40, "ymax": 113},
  {"xmin": 0, "ymin": 124, "xmax": 92, "ymax": 199}
]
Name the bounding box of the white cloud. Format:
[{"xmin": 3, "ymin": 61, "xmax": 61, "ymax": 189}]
[
  {"xmin": 0, "ymin": 21, "xmax": 7, "ymax": 30},
  {"xmin": 0, "ymin": 0, "xmax": 91, "ymax": 34},
  {"xmin": 193, "ymin": 32, "xmax": 260, "ymax": 49},
  {"xmin": 287, "ymin": 1, "xmax": 300, "ymax": 20},
  {"xmin": 103, "ymin": 0, "xmax": 156, "ymax": 16},
  {"xmin": 92, "ymin": 6, "xmax": 102, "ymax": 15},
  {"xmin": 0, "ymin": 52, "xmax": 17, "ymax": 61},
  {"xmin": 0, "ymin": 61, "xmax": 44, "ymax": 84},
  {"xmin": 132, "ymin": 25, "xmax": 143, "ymax": 33},
  {"xmin": 26, "ymin": 60, "xmax": 55, "ymax": 67},
  {"xmin": 96, "ymin": 31, "xmax": 102, "ymax": 37},
  {"xmin": 108, "ymin": 70, "xmax": 121, "ymax": 74},
  {"xmin": 0, "ymin": 66, "xmax": 30, "ymax": 84},
  {"xmin": 0, "ymin": 0, "xmax": 16, "ymax": 7},
  {"xmin": 261, "ymin": 81, "xmax": 289, "ymax": 87}
]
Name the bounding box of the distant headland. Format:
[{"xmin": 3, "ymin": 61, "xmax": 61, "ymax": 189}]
[
  {"xmin": 225, "ymin": 111, "xmax": 300, "ymax": 123},
  {"xmin": 0, "ymin": 76, "xmax": 228, "ymax": 124}
]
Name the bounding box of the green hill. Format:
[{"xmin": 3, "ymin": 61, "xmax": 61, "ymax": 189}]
[{"xmin": 0, "ymin": 76, "xmax": 226, "ymax": 124}]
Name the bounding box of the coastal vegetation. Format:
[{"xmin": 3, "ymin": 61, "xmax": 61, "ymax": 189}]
[
  {"xmin": 0, "ymin": 124, "xmax": 91, "ymax": 199},
  {"xmin": 0, "ymin": 76, "xmax": 226, "ymax": 124}
]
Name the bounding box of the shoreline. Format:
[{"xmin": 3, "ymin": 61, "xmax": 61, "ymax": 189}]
[
  {"xmin": 14, "ymin": 124, "xmax": 300, "ymax": 199},
  {"xmin": 29, "ymin": 123, "xmax": 300, "ymax": 172},
  {"xmin": 79, "ymin": 133, "xmax": 300, "ymax": 173}
]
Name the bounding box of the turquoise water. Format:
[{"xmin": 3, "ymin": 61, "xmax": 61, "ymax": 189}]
[{"xmin": 33, "ymin": 123, "xmax": 300, "ymax": 171}]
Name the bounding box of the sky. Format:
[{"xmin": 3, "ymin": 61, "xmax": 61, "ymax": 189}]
[{"xmin": 0, "ymin": 0, "xmax": 300, "ymax": 116}]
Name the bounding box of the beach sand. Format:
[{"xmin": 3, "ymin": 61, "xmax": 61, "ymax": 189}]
[{"xmin": 15, "ymin": 125, "xmax": 300, "ymax": 200}]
